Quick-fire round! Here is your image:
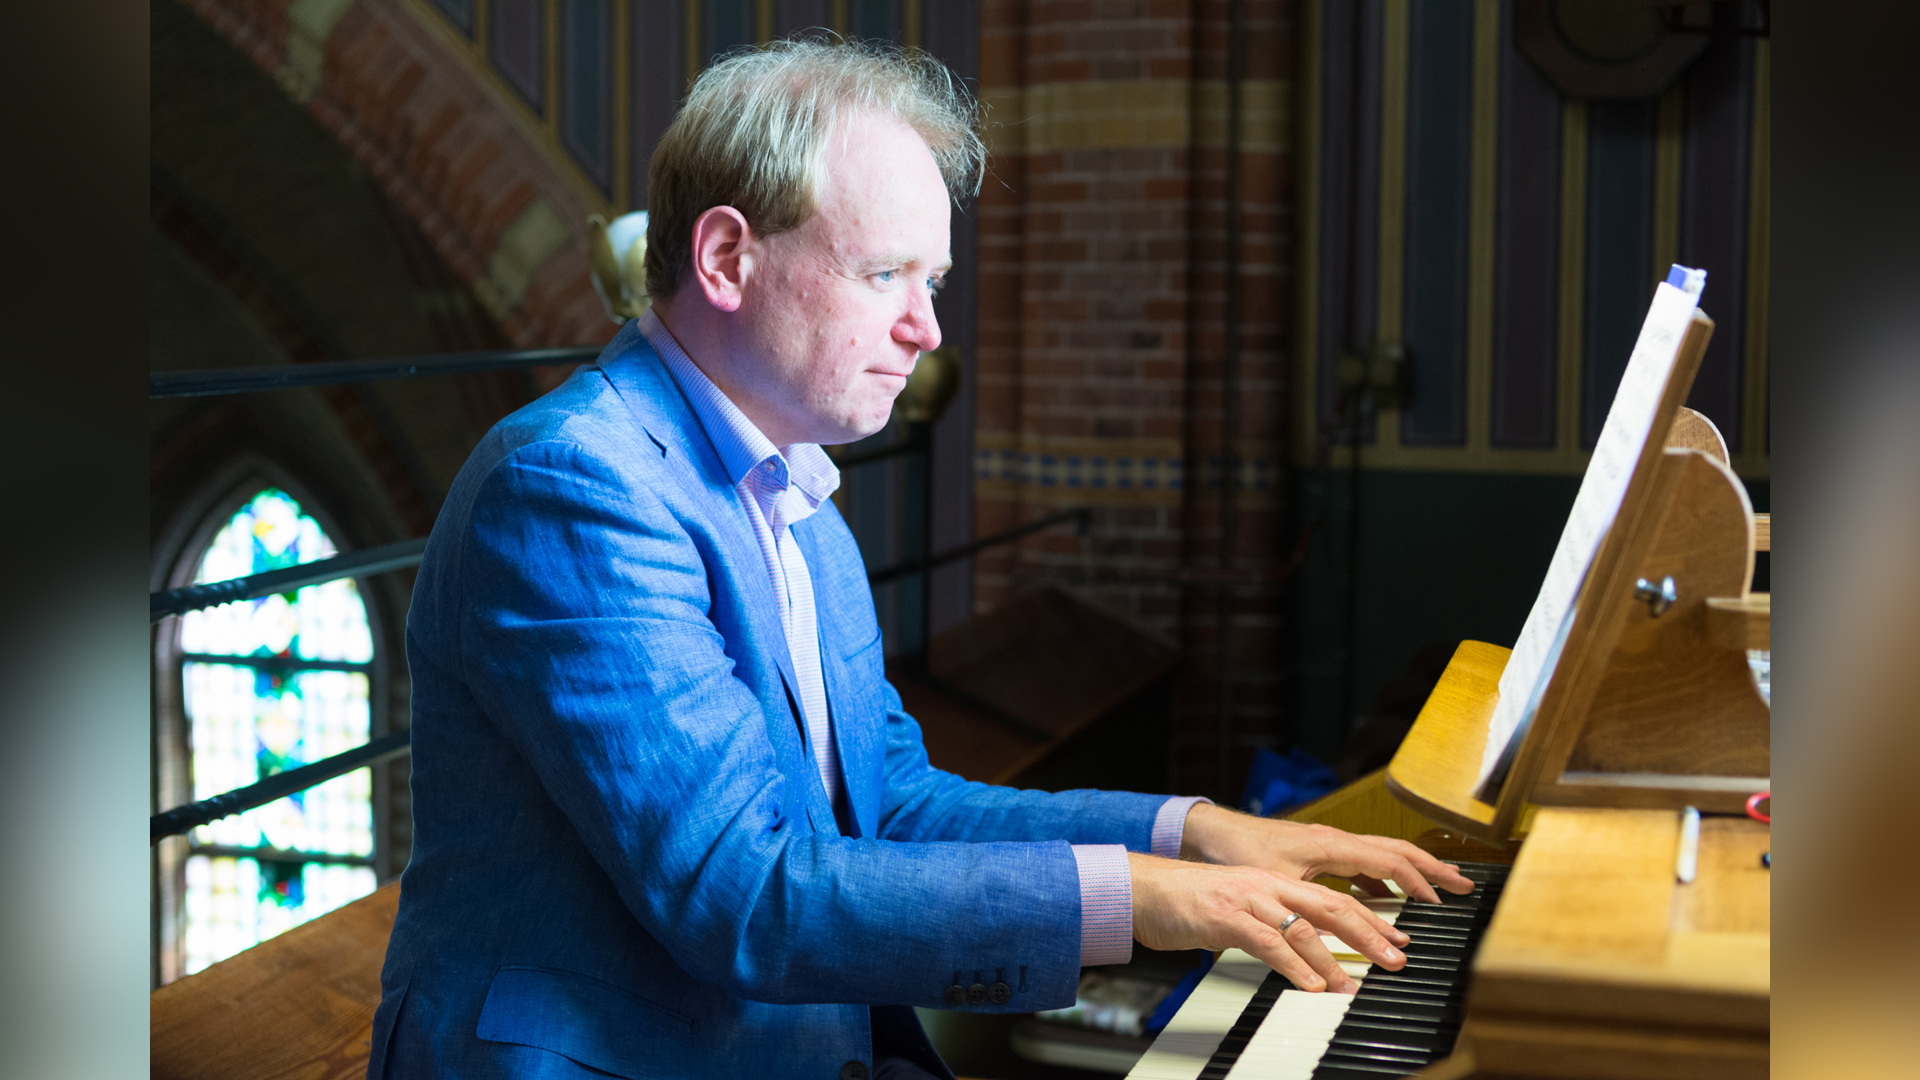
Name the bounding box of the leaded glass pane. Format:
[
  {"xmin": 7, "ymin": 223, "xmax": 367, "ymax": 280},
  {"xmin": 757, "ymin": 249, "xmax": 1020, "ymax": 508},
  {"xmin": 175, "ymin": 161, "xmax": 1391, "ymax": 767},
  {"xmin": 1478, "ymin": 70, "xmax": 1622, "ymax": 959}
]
[
  {"xmin": 177, "ymin": 488, "xmax": 378, "ymax": 976},
  {"xmin": 179, "ymin": 489, "xmax": 372, "ymax": 662},
  {"xmin": 183, "ymin": 665, "xmax": 373, "ymax": 854},
  {"xmin": 182, "ymin": 855, "xmax": 377, "ymax": 975}
]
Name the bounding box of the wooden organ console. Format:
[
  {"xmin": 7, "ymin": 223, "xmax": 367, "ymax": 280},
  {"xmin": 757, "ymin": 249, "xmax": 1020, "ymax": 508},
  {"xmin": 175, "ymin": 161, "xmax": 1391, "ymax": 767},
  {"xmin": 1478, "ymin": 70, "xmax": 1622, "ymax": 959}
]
[{"xmin": 1131, "ymin": 284, "xmax": 1770, "ymax": 1079}]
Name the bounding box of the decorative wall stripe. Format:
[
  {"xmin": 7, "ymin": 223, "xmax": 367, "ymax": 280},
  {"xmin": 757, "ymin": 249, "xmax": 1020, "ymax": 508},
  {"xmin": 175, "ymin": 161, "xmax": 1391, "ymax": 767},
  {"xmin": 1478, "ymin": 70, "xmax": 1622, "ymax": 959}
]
[
  {"xmin": 1555, "ymin": 99, "xmax": 1587, "ymax": 457},
  {"xmin": 1374, "ymin": 0, "xmax": 1409, "ymax": 461},
  {"xmin": 1464, "ymin": 0, "xmax": 1499, "ymax": 454},
  {"xmin": 973, "ymin": 440, "xmax": 1285, "ymax": 504}
]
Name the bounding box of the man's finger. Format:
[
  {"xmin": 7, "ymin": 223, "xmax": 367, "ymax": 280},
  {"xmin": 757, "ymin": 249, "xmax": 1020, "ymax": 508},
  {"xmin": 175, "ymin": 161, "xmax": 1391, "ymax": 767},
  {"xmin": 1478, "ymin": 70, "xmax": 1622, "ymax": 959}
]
[
  {"xmin": 1381, "ymin": 839, "xmax": 1476, "ymax": 894},
  {"xmin": 1310, "ymin": 895, "xmax": 1406, "ymax": 971},
  {"xmin": 1230, "ymin": 912, "xmax": 1328, "ymax": 993},
  {"xmin": 1384, "ymin": 854, "xmax": 1441, "ymax": 904},
  {"xmin": 1247, "ymin": 894, "xmax": 1359, "ymax": 994},
  {"xmin": 1281, "ymin": 910, "xmax": 1358, "ymax": 994}
]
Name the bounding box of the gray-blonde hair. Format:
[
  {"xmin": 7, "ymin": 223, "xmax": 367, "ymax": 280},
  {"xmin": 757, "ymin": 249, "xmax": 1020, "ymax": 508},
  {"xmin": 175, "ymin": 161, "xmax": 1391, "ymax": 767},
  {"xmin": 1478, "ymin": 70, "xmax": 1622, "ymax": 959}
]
[{"xmin": 645, "ymin": 38, "xmax": 985, "ymax": 299}]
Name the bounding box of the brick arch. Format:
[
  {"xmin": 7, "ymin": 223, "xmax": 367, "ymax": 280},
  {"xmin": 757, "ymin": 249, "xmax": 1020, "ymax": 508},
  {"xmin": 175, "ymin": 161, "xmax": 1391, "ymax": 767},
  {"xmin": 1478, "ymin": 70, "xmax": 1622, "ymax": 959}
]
[{"xmin": 179, "ymin": 0, "xmax": 617, "ymax": 356}]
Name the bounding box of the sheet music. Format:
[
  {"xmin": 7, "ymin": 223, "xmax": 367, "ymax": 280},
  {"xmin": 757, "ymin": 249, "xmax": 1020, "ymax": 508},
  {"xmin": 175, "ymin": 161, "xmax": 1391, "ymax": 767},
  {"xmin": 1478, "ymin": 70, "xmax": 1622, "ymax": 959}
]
[{"xmin": 1475, "ymin": 266, "xmax": 1707, "ymax": 791}]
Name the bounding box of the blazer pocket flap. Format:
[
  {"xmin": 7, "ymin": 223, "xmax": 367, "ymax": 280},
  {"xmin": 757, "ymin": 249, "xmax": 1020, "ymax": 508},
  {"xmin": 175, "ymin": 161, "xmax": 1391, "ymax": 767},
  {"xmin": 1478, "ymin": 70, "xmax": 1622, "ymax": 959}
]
[{"xmin": 476, "ymin": 965, "xmax": 695, "ymax": 1078}]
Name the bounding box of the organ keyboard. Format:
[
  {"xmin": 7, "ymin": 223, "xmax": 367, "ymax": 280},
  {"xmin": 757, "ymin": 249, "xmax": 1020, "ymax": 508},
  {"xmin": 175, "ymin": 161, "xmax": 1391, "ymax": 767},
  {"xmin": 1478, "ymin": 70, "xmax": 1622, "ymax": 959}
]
[{"xmin": 1126, "ymin": 863, "xmax": 1509, "ymax": 1080}]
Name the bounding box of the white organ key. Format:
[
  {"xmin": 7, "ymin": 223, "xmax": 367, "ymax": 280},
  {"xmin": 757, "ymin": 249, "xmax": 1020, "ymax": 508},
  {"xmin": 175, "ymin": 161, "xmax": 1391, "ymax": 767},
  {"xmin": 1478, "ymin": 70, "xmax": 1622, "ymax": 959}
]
[
  {"xmin": 1223, "ymin": 990, "xmax": 1354, "ymax": 1080},
  {"xmin": 1127, "ymin": 897, "xmax": 1414, "ymax": 1079},
  {"xmin": 1123, "ymin": 951, "xmax": 1270, "ymax": 1080}
]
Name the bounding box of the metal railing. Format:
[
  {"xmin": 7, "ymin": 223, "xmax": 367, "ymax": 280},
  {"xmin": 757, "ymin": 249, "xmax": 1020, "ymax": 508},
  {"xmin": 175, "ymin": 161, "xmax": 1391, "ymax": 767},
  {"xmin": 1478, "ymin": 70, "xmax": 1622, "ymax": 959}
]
[
  {"xmin": 150, "ymin": 347, "xmax": 1088, "ymax": 843},
  {"xmin": 151, "ymin": 346, "xmax": 603, "ymax": 398},
  {"xmin": 152, "ymin": 538, "xmax": 429, "ymax": 622}
]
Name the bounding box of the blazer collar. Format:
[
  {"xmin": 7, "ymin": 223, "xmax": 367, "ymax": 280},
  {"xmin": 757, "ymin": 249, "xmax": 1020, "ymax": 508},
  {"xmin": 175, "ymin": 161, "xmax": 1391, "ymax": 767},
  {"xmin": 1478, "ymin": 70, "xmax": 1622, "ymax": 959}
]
[{"xmin": 593, "ymin": 322, "xmax": 805, "ymax": 704}]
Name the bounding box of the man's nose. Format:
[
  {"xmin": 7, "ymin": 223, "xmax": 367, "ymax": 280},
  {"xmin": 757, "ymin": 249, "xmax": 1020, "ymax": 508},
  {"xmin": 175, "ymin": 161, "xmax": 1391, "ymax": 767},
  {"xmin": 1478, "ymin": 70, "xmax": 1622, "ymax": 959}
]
[{"xmin": 895, "ymin": 287, "xmax": 942, "ymax": 353}]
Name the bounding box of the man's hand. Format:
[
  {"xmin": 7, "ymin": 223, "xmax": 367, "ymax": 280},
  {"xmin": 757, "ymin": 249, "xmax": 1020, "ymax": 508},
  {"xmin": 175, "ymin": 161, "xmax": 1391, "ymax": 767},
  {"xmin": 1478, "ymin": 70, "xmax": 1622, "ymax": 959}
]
[
  {"xmin": 1180, "ymin": 803, "xmax": 1476, "ymax": 904},
  {"xmin": 1128, "ymin": 853, "xmax": 1409, "ymax": 995}
]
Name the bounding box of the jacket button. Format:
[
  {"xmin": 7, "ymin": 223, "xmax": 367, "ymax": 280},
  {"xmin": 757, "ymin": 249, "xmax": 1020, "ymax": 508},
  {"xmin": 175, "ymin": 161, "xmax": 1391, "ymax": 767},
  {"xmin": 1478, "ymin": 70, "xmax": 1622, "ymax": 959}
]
[
  {"xmin": 839, "ymin": 1062, "xmax": 868, "ymax": 1080},
  {"xmin": 988, "ymin": 981, "xmax": 1012, "ymax": 1005},
  {"xmin": 943, "ymin": 984, "xmax": 966, "ymax": 1006},
  {"xmin": 966, "ymin": 982, "xmax": 988, "ymax": 1006}
]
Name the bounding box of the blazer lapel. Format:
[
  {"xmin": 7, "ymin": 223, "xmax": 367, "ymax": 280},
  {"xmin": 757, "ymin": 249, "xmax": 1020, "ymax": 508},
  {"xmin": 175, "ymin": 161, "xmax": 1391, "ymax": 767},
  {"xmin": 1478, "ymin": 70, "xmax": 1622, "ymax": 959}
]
[
  {"xmin": 596, "ymin": 332, "xmax": 803, "ymax": 699},
  {"xmin": 595, "ymin": 330, "xmax": 843, "ymax": 833}
]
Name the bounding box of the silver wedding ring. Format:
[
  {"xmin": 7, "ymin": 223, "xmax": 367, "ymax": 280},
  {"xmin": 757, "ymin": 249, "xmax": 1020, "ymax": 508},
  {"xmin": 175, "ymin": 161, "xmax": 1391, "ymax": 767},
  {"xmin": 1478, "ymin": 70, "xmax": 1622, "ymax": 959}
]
[{"xmin": 1278, "ymin": 912, "xmax": 1304, "ymax": 934}]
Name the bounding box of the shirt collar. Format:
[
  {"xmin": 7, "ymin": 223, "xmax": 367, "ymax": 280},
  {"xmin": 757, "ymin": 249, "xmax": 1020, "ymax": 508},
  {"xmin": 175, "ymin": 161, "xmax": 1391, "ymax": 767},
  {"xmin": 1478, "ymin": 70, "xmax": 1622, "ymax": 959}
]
[{"xmin": 639, "ymin": 309, "xmax": 841, "ymax": 504}]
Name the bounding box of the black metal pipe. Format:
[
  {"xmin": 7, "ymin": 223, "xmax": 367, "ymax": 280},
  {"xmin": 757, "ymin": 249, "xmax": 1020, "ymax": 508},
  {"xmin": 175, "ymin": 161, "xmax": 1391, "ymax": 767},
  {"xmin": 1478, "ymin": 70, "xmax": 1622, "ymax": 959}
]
[
  {"xmin": 150, "ymin": 731, "xmax": 412, "ymax": 844},
  {"xmin": 152, "ymin": 537, "xmax": 429, "ymax": 622},
  {"xmin": 867, "ymin": 507, "xmax": 1089, "ymax": 586},
  {"xmin": 150, "ymin": 346, "xmax": 603, "ymax": 398},
  {"xmin": 180, "ymin": 653, "xmax": 373, "ymax": 673}
]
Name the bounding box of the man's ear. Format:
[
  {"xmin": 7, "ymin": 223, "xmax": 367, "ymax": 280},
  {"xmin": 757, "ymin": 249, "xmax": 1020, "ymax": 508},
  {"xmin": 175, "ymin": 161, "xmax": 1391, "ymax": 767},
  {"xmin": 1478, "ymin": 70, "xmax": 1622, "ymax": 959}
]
[{"xmin": 688, "ymin": 206, "xmax": 754, "ymax": 313}]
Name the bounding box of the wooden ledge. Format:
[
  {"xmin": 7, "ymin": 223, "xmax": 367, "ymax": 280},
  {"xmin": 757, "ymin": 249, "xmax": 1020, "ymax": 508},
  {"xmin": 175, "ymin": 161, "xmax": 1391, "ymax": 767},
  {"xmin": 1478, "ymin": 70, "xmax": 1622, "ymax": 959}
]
[{"xmin": 1705, "ymin": 594, "xmax": 1769, "ymax": 651}]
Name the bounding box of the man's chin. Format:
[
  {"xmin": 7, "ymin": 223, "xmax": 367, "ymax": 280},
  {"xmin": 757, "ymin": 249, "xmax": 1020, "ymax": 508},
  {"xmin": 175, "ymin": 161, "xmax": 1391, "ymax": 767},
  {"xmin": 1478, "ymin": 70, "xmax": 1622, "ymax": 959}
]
[{"xmin": 819, "ymin": 409, "xmax": 899, "ymax": 447}]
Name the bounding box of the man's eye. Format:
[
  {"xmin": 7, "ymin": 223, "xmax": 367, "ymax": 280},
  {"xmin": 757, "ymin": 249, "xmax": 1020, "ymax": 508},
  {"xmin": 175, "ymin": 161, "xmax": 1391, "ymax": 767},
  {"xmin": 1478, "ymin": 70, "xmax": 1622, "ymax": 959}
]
[
  {"xmin": 928, "ymin": 276, "xmax": 946, "ymax": 294},
  {"xmin": 875, "ymin": 270, "xmax": 896, "ymax": 283}
]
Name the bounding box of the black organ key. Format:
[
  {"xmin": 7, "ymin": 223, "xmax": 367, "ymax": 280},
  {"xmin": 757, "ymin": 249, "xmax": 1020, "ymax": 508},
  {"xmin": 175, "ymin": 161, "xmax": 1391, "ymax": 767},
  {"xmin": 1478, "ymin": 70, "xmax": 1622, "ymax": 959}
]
[
  {"xmin": 1336, "ymin": 1022, "xmax": 1451, "ymax": 1045},
  {"xmin": 1293, "ymin": 860, "xmax": 1512, "ymax": 1078}
]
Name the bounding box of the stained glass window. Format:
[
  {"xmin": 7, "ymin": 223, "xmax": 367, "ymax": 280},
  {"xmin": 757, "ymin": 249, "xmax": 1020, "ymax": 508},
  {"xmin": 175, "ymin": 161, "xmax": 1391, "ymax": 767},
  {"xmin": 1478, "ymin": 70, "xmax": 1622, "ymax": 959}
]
[{"xmin": 175, "ymin": 489, "xmax": 379, "ymax": 976}]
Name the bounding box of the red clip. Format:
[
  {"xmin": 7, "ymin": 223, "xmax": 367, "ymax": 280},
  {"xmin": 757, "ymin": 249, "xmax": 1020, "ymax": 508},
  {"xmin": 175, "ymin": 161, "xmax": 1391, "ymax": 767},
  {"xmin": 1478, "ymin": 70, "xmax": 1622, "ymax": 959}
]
[{"xmin": 1745, "ymin": 791, "xmax": 1770, "ymax": 823}]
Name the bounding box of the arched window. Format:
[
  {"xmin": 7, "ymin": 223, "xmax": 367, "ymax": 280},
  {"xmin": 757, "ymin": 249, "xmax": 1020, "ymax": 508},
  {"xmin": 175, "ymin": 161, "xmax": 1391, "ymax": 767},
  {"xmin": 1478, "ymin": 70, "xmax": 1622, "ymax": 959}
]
[{"xmin": 170, "ymin": 487, "xmax": 380, "ymax": 976}]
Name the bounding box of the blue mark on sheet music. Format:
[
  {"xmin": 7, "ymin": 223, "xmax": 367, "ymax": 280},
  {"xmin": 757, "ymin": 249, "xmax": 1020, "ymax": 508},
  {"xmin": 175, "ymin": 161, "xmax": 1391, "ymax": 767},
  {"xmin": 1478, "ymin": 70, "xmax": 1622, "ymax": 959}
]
[{"xmin": 1665, "ymin": 264, "xmax": 1707, "ymax": 297}]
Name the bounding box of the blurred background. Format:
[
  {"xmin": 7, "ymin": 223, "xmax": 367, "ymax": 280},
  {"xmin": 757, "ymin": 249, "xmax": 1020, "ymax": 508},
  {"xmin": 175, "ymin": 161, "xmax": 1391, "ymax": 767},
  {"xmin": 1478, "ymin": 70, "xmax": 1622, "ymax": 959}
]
[
  {"xmin": 12, "ymin": 0, "xmax": 1919, "ymax": 1075},
  {"xmin": 137, "ymin": 0, "xmax": 1784, "ymax": 1074}
]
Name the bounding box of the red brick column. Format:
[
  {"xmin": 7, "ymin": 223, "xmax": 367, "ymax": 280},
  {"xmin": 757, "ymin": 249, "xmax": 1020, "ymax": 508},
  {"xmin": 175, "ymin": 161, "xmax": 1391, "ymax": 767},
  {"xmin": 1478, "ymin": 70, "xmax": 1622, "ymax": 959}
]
[{"xmin": 976, "ymin": 0, "xmax": 1297, "ymax": 797}]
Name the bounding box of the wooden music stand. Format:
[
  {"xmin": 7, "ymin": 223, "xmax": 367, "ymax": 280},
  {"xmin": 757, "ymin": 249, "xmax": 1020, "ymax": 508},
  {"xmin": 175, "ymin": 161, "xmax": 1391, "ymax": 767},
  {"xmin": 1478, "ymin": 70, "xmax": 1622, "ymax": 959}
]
[{"xmin": 1385, "ymin": 309, "xmax": 1771, "ymax": 846}]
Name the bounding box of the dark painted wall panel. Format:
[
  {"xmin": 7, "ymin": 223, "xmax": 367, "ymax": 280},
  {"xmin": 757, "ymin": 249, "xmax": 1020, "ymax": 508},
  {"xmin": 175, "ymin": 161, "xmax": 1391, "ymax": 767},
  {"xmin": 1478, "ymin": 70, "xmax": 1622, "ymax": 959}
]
[
  {"xmin": 777, "ymin": 0, "xmax": 832, "ymax": 38},
  {"xmin": 1490, "ymin": 0, "xmax": 1560, "ymax": 449},
  {"xmin": 1581, "ymin": 100, "xmax": 1656, "ymax": 448},
  {"xmin": 1399, "ymin": 0, "xmax": 1473, "ymax": 446},
  {"xmin": 1678, "ymin": 35, "xmax": 1753, "ymax": 451},
  {"xmin": 489, "ymin": 0, "xmax": 545, "ymax": 112},
  {"xmin": 560, "ymin": 0, "xmax": 612, "ymax": 191},
  {"xmin": 703, "ymin": 0, "xmax": 756, "ymax": 66},
  {"xmin": 630, "ymin": 0, "xmax": 683, "ymax": 211},
  {"xmin": 1316, "ymin": 0, "xmax": 1382, "ymax": 444},
  {"xmin": 1289, "ymin": 469, "xmax": 1578, "ymax": 759},
  {"xmin": 849, "ymin": 0, "xmax": 902, "ymax": 43}
]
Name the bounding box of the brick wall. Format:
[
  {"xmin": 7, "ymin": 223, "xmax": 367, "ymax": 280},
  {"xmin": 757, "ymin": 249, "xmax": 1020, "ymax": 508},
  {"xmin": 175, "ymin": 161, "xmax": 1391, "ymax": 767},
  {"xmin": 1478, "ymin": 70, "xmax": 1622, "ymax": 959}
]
[
  {"xmin": 976, "ymin": 0, "xmax": 1297, "ymax": 798},
  {"xmin": 182, "ymin": 0, "xmax": 616, "ymax": 362}
]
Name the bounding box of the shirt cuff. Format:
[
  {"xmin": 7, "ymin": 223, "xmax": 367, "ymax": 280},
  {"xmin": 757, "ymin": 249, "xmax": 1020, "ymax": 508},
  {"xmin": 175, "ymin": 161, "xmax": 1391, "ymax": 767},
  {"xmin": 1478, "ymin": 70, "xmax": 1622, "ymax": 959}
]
[
  {"xmin": 1150, "ymin": 795, "xmax": 1214, "ymax": 859},
  {"xmin": 1070, "ymin": 844, "xmax": 1133, "ymax": 968}
]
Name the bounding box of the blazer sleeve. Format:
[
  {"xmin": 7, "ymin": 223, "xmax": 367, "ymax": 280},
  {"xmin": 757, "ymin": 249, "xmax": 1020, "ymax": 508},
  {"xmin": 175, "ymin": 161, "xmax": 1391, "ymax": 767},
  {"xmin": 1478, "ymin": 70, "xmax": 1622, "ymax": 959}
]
[{"xmin": 452, "ymin": 438, "xmax": 1088, "ymax": 1010}]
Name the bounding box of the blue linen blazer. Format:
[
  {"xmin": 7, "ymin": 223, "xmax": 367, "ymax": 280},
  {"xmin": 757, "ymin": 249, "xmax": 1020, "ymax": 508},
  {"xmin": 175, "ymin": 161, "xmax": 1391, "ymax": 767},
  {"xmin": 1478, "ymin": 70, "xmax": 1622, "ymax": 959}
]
[{"xmin": 369, "ymin": 321, "xmax": 1168, "ymax": 1079}]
